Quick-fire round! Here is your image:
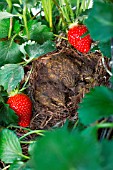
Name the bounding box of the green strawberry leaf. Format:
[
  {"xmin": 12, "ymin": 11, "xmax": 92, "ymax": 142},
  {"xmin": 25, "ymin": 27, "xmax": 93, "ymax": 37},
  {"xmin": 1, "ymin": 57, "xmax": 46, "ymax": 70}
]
[
  {"xmin": 22, "ymin": 0, "xmax": 38, "ymax": 8},
  {"xmin": 9, "ymin": 161, "xmax": 33, "ymax": 170},
  {"xmin": 13, "ymin": 20, "xmax": 21, "ymax": 34},
  {"xmin": 32, "ymin": 127, "xmax": 101, "ymax": 170},
  {"xmin": 9, "ymin": 161, "xmax": 25, "ymax": 170},
  {"xmin": 98, "ymin": 40, "xmax": 111, "ymax": 58},
  {"xmin": 0, "ymin": 64, "xmax": 24, "ymax": 92},
  {"xmin": 101, "ymin": 140, "xmax": 113, "ymax": 170},
  {"xmin": 24, "ymin": 40, "xmax": 56, "ymax": 60},
  {"xmin": 0, "ymin": 128, "xmax": 22, "ymax": 163},
  {"xmin": 28, "ymin": 142, "xmax": 36, "ymax": 156},
  {"xmin": 23, "ymin": 21, "xmax": 54, "ymax": 44},
  {"xmin": 110, "ymin": 76, "xmax": 113, "ymax": 86},
  {"xmin": 0, "ymin": 103, "xmax": 18, "ymax": 126},
  {"xmin": 85, "ymin": 0, "xmax": 113, "ymax": 42},
  {"xmin": 78, "ymin": 86, "xmax": 113, "ymax": 126},
  {"xmin": 0, "ymin": 19, "xmax": 9, "ymax": 38},
  {"xmin": 81, "ymin": 126, "xmax": 98, "ymax": 142},
  {"xmin": 0, "ymin": 1, "xmax": 7, "ymax": 11},
  {"xmin": 0, "ymin": 12, "xmax": 15, "ymax": 20},
  {"xmin": 0, "ymin": 40, "xmax": 23, "ymax": 66}
]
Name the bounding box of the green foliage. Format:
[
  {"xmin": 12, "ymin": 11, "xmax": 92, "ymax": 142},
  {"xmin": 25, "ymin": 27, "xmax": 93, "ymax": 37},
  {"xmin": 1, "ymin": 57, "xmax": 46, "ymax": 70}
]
[
  {"xmin": 0, "ymin": 128, "xmax": 44, "ymax": 169},
  {"xmin": 0, "ymin": 129, "xmax": 22, "ymax": 163},
  {"xmin": 84, "ymin": 0, "xmax": 113, "ymax": 58},
  {"xmin": 0, "ymin": 19, "xmax": 10, "ymax": 38},
  {"xmin": 0, "ymin": 0, "xmax": 113, "ymax": 170},
  {"xmin": 30, "ymin": 126, "xmax": 113, "ymax": 170},
  {"xmin": 101, "ymin": 140, "xmax": 113, "ymax": 170},
  {"xmin": 22, "ymin": 0, "xmax": 38, "ymax": 8},
  {"xmin": 0, "ymin": 64, "xmax": 24, "ymax": 92},
  {"xmin": 31, "ymin": 127, "xmax": 101, "ymax": 170},
  {"xmin": 25, "ymin": 21, "xmax": 54, "ymax": 44},
  {"xmin": 9, "ymin": 161, "xmax": 25, "ymax": 170},
  {"xmin": 98, "ymin": 41, "xmax": 111, "ymax": 58},
  {"xmin": 13, "ymin": 20, "xmax": 21, "ymax": 34},
  {"xmin": 0, "ymin": 1, "xmax": 7, "ymax": 11},
  {"xmin": 9, "ymin": 161, "xmax": 33, "ymax": 170},
  {"xmin": 24, "ymin": 40, "xmax": 56, "ymax": 59},
  {"xmin": 0, "ymin": 103, "xmax": 18, "ymax": 126},
  {"xmin": 78, "ymin": 86, "xmax": 113, "ymax": 125},
  {"xmin": 0, "ymin": 41, "xmax": 23, "ymax": 66},
  {"xmin": 0, "ymin": 12, "xmax": 15, "ymax": 20},
  {"xmin": 85, "ymin": 0, "xmax": 113, "ymax": 42}
]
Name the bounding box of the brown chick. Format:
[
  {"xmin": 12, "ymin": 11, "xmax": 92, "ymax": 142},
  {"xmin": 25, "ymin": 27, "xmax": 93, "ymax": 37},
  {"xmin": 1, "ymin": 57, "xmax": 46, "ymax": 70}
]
[
  {"xmin": 46, "ymin": 53, "xmax": 79, "ymax": 90},
  {"xmin": 35, "ymin": 83, "xmax": 65, "ymax": 110}
]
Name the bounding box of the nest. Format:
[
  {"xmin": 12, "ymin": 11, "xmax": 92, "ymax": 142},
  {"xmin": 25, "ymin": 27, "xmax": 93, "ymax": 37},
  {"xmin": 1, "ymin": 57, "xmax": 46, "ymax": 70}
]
[{"xmin": 28, "ymin": 47, "xmax": 109, "ymax": 130}]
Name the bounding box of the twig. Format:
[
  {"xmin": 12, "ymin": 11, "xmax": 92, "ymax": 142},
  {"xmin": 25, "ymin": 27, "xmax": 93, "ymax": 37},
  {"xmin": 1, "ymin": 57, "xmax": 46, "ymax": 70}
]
[
  {"xmin": 101, "ymin": 56, "xmax": 112, "ymax": 76},
  {"xmin": 2, "ymin": 165, "xmax": 10, "ymax": 170}
]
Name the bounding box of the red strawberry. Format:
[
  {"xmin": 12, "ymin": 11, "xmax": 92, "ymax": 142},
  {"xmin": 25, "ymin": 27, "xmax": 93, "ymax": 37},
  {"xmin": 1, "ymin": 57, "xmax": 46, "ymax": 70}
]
[
  {"xmin": 7, "ymin": 93, "xmax": 32, "ymax": 127},
  {"xmin": 68, "ymin": 24, "xmax": 91, "ymax": 53}
]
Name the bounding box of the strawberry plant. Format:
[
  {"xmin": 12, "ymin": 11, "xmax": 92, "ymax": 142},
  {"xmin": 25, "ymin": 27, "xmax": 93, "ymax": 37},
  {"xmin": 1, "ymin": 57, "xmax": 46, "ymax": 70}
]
[{"xmin": 0, "ymin": 0, "xmax": 113, "ymax": 169}]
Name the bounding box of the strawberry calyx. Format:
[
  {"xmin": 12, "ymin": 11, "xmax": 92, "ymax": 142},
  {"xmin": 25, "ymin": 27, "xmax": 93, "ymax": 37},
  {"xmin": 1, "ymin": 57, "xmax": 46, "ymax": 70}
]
[
  {"xmin": 8, "ymin": 88, "xmax": 19, "ymax": 97},
  {"xmin": 68, "ymin": 21, "xmax": 78, "ymax": 29}
]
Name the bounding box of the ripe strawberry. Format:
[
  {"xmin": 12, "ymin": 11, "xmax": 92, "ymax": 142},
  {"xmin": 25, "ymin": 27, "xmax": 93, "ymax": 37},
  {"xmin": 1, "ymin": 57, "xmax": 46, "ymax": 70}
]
[
  {"xmin": 7, "ymin": 93, "xmax": 32, "ymax": 127},
  {"xmin": 68, "ymin": 24, "xmax": 91, "ymax": 53}
]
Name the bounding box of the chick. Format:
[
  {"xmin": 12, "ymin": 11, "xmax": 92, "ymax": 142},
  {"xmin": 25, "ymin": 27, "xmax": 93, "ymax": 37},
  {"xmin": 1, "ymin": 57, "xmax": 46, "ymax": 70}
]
[
  {"xmin": 35, "ymin": 83, "xmax": 65, "ymax": 110},
  {"xmin": 46, "ymin": 53, "xmax": 79, "ymax": 89}
]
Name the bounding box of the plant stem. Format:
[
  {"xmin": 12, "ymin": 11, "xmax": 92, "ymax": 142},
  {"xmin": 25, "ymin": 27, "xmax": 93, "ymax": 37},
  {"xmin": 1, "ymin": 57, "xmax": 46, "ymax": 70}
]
[
  {"xmin": 48, "ymin": 0, "xmax": 53, "ymax": 29},
  {"xmin": 6, "ymin": 0, "xmax": 12, "ymax": 12},
  {"xmin": 86, "ymin": 0, "xmax": 92, "ymax": 9},
  {"xmin": 23, "ymin": 5, "xmax": 30, "ymax": 40},
  {"xmin": 76, "ymin": 0, "xmax": 80, "ymax": 17},
  {"xmin": 96, "ymin": 122, "xmax": 113, "ymax": 129},
  {"xmin": 8, "ymin": 17, "xmax": 13, "ymax": 39},
  {"xmin": 52, "ymin": 0, "xmax": 67, "ymax": 27},
  {"xmin": 41, "ymin": 0, "xmax": 53, "ymax": 30},
  {"xmin": 65, "ymin": 0, "xmax": 74, "ymax": 22},
  {"xmin": 2, "ymin": 165, "xmax": 10, "ymax": 170},
  {"xmin": 20, "ymin": 140, "xmax": 35, "ymax": 144},
  {"xmin": 54, "ymin": 34, "xmax": 68, "ymax": 40},
  {"xmin": 19, "ymin": 153, "xmax": 30, "ymax": 160},
  {"xmin": 19, "ymin": 0, "xmax": 22, "ymax": 5},
  {"xmin": 79, "ymin": 0, "xmax": 86, "ymax": 13},
  {"xmin": 20, "ymin": 66, "xmax": 33, "ymax": 92},
  {"xmin": 101, "ymin": 55, "xmax": 112, "ymax": 76},
  {"xmin": 19, "ymin": 130, "xmax": 45, "ymax": 140},
  {"xmin": 7, "ymin": 124, "xmax": 31, "ymax": 131},
  {"xmin": 6, "ymin": 0, "xmax": 13, "ymax": 39},
  {"xmin": 59, "ymin": 0, "xmax": 71, "ymax": 23}
]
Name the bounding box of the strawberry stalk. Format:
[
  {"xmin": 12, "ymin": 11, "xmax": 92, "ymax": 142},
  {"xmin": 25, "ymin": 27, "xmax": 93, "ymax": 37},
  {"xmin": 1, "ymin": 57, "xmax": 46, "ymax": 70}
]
[
  {"xmin": 85, "ymin": 0, "xmax": 92, "ymax": 9},
  {"xmin": 6, "ymin": 0, "xmax": 13, "ymax": 39},
  {"xmin": 6, "ymin": 0, "xmax": 12, "ymax": 12},
  {"xmin": 8, "ymin": 17, "xmax": 13, "ymax": 39},
  {"xmin": 41, "ymin": 0, "xmax": 53, "ymax": 30},
  {"xmin": 97, "ymin": 122, "xmax": 113, "ymax": 129},
  {"xmin": 58, "ymin": 0, "xmax": 73, "ymax": 23},
  {"xmin": 23, "ymin": 4, "xmax": 30, "ymax": 40},
  {"xmin": 52, "ymin": 0, "xmax": 67, "ymax": 27},
  {"xmin": 19, "ymin": 130, "xmax": 45, "ymax": 141},
  {"xmin": 19, "ymin": 0, "xmax": 22, "ymax": 5},
  {"xmin": 76, "ymin": 0, "xmax": 92, "ymax": 18}
]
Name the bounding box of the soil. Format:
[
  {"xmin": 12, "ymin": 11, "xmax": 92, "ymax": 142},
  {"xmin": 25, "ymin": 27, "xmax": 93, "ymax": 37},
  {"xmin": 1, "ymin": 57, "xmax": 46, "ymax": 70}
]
[{"xmin": 28, "ymin": 42, "xmax": 110, "ymax": 130}]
